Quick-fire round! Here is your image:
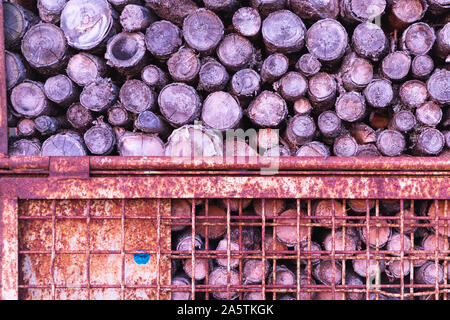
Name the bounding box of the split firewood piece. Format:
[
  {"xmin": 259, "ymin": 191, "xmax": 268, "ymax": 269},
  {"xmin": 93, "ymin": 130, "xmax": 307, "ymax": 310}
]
[
  {"xmin": 141, "ymin": 65, "xmax": 169, "ymax": 91},
  {"xmin": 306, "ymin": 18, "xmax": 348, "ymax": 64},
  {"xmin": 232, "ymin": 7, "xmax": 261, "ymax": 38},
  {"xmin": 9, "ymin": 139, "xmax": 41, "ymax": 156},
  {"xmin": 44, "ymin": 75, "xmax": 79, "ymax": 107},
  {"xmin": 80, "ymin": 78, "xmax": 119, "ymax": 112},
  {"xmin": 262, "ymin": 10, "xmax": 307, "ymax": 54},
  {"xmin": 247, "ymin": 91, "xmax": 288, "ymax": 128},
  {"xmin": 119, "ymin": 79, "xmax": 155, "ymax": 114},
  {"xmin": 67, "ymin": 53, "xmax": 108, "ymax": 87},
  {"xmin": 3, "ymin": 1, "xmax": 39, "ymax": 50},
  {"xmin": 37, "ymin": 0, "xmax": 67, "ymax": 24},
  {"xmin": 105, "ymin": 32, "xmax": 147, "ymax": 76},
  {"xmin": 134, "ymin": 111, "xmax": 170, "ymax": 137},
  {"xmin": 5, "ymin": 51, "xmax": 29, "ymax": 91},
  {"xmin": 167, "ymin": 48, "xmax": 201, "ymax": 83},
  {"xmin": 10, "ymin": 80, "xmax": 55, "ymax": 118},
  {"xmin": 60, "ymin": 0, "xmax": 118, "ymax": 51},
  {"xmin": 145, "ymin": 20, "xmax": 182, "ymax": 60},
  {"xmin": 145, "ymin": 0, "xmax": 198, "ymax": 27},
  {"xmin": 198, "ymin": 59, "xmax": 229, "ymax": 93},
  {"xmin": 21, "ymin": 23, "xmax": 69, "ymax": 75},
  {"xmin": 183, "ymin": 9, "xmax": 224, "ymax": 55},
  {"xmin": 84, "ymin": 118, "xmax": 116, "ymax": 155},
  {"xmin": 201, "ymin": 91, "xmax": 242, "ymax": 131},
  {"xmin": 158, "ymin": 83, "xmax": 202, "ymax": 127},
  {"xmin": 115, "ymin": 129, "xmax": 165, "ymax": 156},
  {"xmin": 41, "ymin": 131, "xmax": 87, "ymax": 156},
  {"xmin": 290, "ymin": 0, "xmax": 339, "ymax": 22},
  {"xmin": 120, "ymin": 4, "xmax": 157, "ymax": 32},
  {"xmin": 217, "ymin": 33, "xmax": 254, "ymax": 71},
  {"xmin": 66, "ymin": 103, "xmax": 94, "ymax": 131}
]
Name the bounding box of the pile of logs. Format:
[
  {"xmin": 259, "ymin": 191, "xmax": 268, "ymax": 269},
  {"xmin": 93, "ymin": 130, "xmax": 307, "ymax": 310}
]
[
  {"xmin": 5, "ymin": 0, "xmax": 449, "ymax": 157},
  {"xmin": 170, "ymin": 199, "xmax": 449, "ymax": 300}
]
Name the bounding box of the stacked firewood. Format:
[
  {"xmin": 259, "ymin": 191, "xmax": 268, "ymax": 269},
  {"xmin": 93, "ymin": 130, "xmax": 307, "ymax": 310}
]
[
  {"xmin": 170, "ymin": 199, "xmax": 449, "ymax": 300},
  {"xmin": 5, "ymin": 0, "xmax": 449, "ymax": 156}
]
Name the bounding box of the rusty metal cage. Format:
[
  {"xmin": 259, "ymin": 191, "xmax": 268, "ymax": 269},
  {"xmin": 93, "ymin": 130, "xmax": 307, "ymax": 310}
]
[{"xmin": 0, "ymin": 1, "xmax": 449, "ymax": 301}]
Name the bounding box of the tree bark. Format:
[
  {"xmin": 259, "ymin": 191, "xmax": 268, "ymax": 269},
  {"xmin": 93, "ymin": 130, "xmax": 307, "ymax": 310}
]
[
  {"xmin": 217, "ymin": 33, "xmax": 254, "ymax": 71},
  {"xmin": 167, "ymin": 48, "xmax": 201, "ymax": 83},
  {"xmin": 5, "ymin": 51, "xmax": 29, "ymax": 91},
  {"xmin": 44, "ymin": 75, "xmax": 79, "ymax": 107},
  {"xmin": 232, "ymin": 7, "xmax": 261, "ymax": 38},
  {"xmin": 67, "ymin": 53, "xmax": 108, "ymax": 87},
  {"xmin": 202, "ymin": 91, "xmax": 242, "ymax": 131},
  {"xmin": 41, "ymin": 131, "xmax": 87, "ymax": 156},
  {"xmin": 66, "ymin": 103, "xmax": 94, "ymax": 131},
  {"xmin": 145, "ymin": 20, "xmax": 182, "ymax": 60},
  {"xmin": 11, "ymin": 80, "xmax": 55, "ymax": 118},
  {"xmin": 120, "ymin": 4, "xmax": 157, "ymax": 32},
  {"xmin": 109, "ymin": 0, "xmax": 142, "ymax": 11},
  {"xmin": 80, "ymin": 78, "xmax": 119, "ymax": 112},
  {"xmin": 247, "ymin": 91, "xmax": 288, "ymax": 128},
  {"xmin": 290, "ymin": 0, "xmax": 339, "ymax": 22}
]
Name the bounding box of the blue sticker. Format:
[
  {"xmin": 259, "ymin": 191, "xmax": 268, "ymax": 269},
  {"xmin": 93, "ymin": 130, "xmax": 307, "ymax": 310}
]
[{"xmin": 134, "ymin": 249, "xmax": 150, "ymax": 265}]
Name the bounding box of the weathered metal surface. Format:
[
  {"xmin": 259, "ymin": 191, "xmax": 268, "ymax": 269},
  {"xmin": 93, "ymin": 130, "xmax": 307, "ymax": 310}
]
[
  {"xmin": 1, "ymin": 198, "xmax": 18, "ymax": 299},
  {"xmin": 0, "ymin": 3, "xmax": 8, "ymax": 156}
]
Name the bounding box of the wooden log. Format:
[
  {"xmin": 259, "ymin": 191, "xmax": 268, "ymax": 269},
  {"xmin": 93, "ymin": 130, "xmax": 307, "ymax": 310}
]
[
  {"xmin": 109, "ymin": 0, "xmax": 142, "ymax": 11},
  {"xmin": 389, "ymin": 110, "xmax": 417, "ymax": 132},
  {"xmin": 381, "ymin": 51, "xmax": 412, "ymax": 82},
  {"xmin": 80, "ymin": 78, "xmax": 119, "ymax": 112},
  {"xmin": 416, "ymin": 101, "xmax": 443, "ymax": 126},
  {"xmin": 119, "ymin": 79, "xmax": 155, "ymax": 114},
  {"xmin": 416, "ymin": 262, "xmax": 444, "ymax": 285},
  {"xmin": 359, "ymin": 219, "xmax": 392, "ymax": 248},
  {"xmin": 209, "ymin": 267, "xmax": 239, "ymax": 300},
  {"xmin": 217, "ymin": 33, "xmax": 254, "ymax": 71},
  {"xmin": 251, "ymin": 0, "xmax": 286, "ymax": 16},
  {"xmin": 9, "ymin": 138, "xmax": 41, "ymax": 156},
  {"xmin": 260, "ymin": 53, "xmax": 289, "ymax": 83},
  {"xmin": 247, "ymin": 91, "xmax": 288, "ymax": 128},
  {"xmin": 141, "ymin": 65, "xmax": 169, "ymax": 90},
  {"xmin": 435, "ymin": 23, "xmax": 450, "ymax": 61},
  {"xmin": 105, "ymin": 32, "xmax": 147, "ymax": 76},
  {"xmin": 215, "ymin": 238, "xmax": 240, "ymax": 268},
  {"xmin": 175, "ymin": 231, "xmax": 203, "ymax": 251},
  {"xmin": 66, "ymin": 103, "xmax": 94, "ymax": 132},
  {"xmin": 421, "ymin": 233, "xmax": 449, "ymax": 253},
  {"xmin": 290, "ymin": 0, "xmax": 339, "ymax": 22},
  {"xmin": 41, "ymin": 131, "xmax": 87, "ymax": 156},
  {"xmin": 165, "ymin": 125, "xmax": 223, "ymax": 157},
  {"xmin": 171, "ymin": 275, "xmax": 191, "ymax": 300},
  {"xmin": 427, "ymin": 201, "xmax": 450, "ymax": 237},
  {"xmin": 170, "ymin": 200, "xmax": 192, "ymax": 232},
  {"xmin": 350, "ymin": 123, "xmax": 377, "ymax": 144},
  {"xmin": 411, "ymin": 55, "xmax": 434, "ymax": 79},
  {"xmin": 158, "ymin": 83, "xmax": 202, "ymax": 127},
  {"xmin": 201, "ymin": 91, "xmax": 242, "ymax": 131},
  {"xmin": 145, "ymin": 0, "xmax": 198, "ymax": 27},
  {"xmin": 203, "ymin": 0, "xmax": 238, "ymax": 14},
  {"xmin": 285, "ymin": 115, "xmax": 316, "ymax": 146},
  {"xmin": 134, "ymin": 111, "xmax": 170, "ymax": 137},
  {"xmin": 219, "ymin": 199, "xmax": 253, "ymax": 213},
  {"xmin": 224, "ymin": 138, "xmax": 259, "ymax": 157},
  {"xmin": 339, "ymin": 52, "xmax": 374, "ymax": 92},
  {"xmin": 167, "ymin": 48, "xmax": 201, "ymax": 83},
  {"xmin": 427, "ymin": 0, "xmax": 450, "ymax": 14},
  {"xmin": 364, "ymin": 78, "xmax": 394, "ymax": 108},
  {"xmin": 44, "ymin": 75, "xmax": 79, "ymax": 107},
  {"xmin": 427, "ymin": 69, "xmax": 450, "ymax": 105},
  {"xmin": 296, "ymin": 54, "xmax": 321, "ymax": 78},
  {"xmin": 390, "ymin": 208, "xmax": 417, "ymax": 234},
  {"xmin": 273, "ymin": 72, "xmax": 307, "ymax": 102},
  {"xmin": 5, "ymin": 51, "xmax": 28, "ymax": 91},
  {"xmin": 313, "ymin": 260, "xmax": 342, "ymax": 285},
  {"xmin": 183, "ymin": 258, "xmax": 209, "ymax": 281},
  {"xmin": 313, "ymin": 200, "xmax": 346, "ymax": 227},
  {"xmin": 232, "ymin": 7, "xmax": 261, "ymax": 38},
  {"xmin": 398, "ymin": 80, "xmax": 428, "ymax": 108},
  {"xmin": 401, "ymin": 22, "xmax": 436, "ymax": 56},
  {"xmin": 83, "ymin": 119, "xmax": 116, "ymax": 155},
  {"xmin": 17, "ymin": 118, "xmax": 36, "ymax": 137},
  {"xmin": 307, "ymin": 72, "xmax": 337, "ymax": 111},
  {"xmin": 198, "ymin": 59, "xmax": 229, "ymax": 93},
  {"xmin": 21, "ymin": 23, "xmax": 69, "ymax": 75},
  {"xmin": 293, "ymin": 98, "xmax": 313, "ymax": 115},
  {"xmin": 230, "ymin": 68, "xmax": 261, "ymax": 99},
  {"xmin": 196, "ymin": 205, "xmax": 227, "ymax": 239},
  {"xmin": 262, "ymin": 10, "xmax": 306, "ymax": 54},
  {"xmin": 386, "ymin": 233, "xmax": 411, "ymax": 256},
  {"xmin": 230, "ymin": 226, "xmax": 261, "ymax": 251},
  {"xmin": 323, "ymin": 229, "xmax": 358, "ymax": 257},
  {"xmin": 445, "ymin": 131, "xmax": 450, "ymax": 149},
  {"xmin": 296, "ymin": 141, "xmax": 330, "ymax": 157},
  {"xmin": 116, "ymin": 129, "xmax": 165, "ymax": 156},
  {"xmin": 335, "ymin": 92, "xmax": 367, "ymax": 123},
  {"xmin": 376, "ymin": 129, "xmax": 406, "ymax": 156},
  {"xmin": 37, "ymin": 0, "xmax": 67, "ymax": 24},
  {"xmin": 10, "ymin": 80, "xmax": 55, "ymax": 118},
  {"xmin": 34, "ymin": 115, "xmax": 67, "ymax": 136},
  {"xmin": 3, "ymin": 1, "xmax": 38, "ymax": 50},
  {"xmin": 340, "ymin": 0, "xmax": 386, "ymax": 24},
  {"xmin": 348, "ymin": 199, "xmax": 376, "ymax": 213},
  {"xmin": 243, "ymin": 292, "xmax": 264, "ymax": 300},
  {"xmin": 352, "ymin": 254, "xmax": 386, "ymax": 278},
  {"xmin": 242, "ymin": 259, "xmax": 269, "ymax": 284},
  {"xmin": 388, "ymin": 0, "xmax": 428, "ymax": 29},
  {"xmin": 386, "ymin": 260, "xmax": 410, "ymax": 280},
  {"xmin": 412, "ymin": 127, "xmax": 445, "ymax": 155},
  {"xmin": 356, "ymin": 144, "xmax": 382, "ymax": 156},
  {"xmin": 275, "ymin": 209, "xmax": 309, "ymax": 246},
  {"xmin": 120, "ymin": 4, "xmax": 157, "ymax": 32},
  {"xmin": 66, "ymin": 53, "xmax": 108, "ymax": 87},
  {"xmin": 268, "ymin": 265, "xmax": 296, "ymax": 287},
  {"xmin": 318, "ymin": 110, "xmax": 343, "ymax": 141},
  {"xmin": 264, "ymin": 230, "xmax": 288, "ymax": 252},
  {"xmin": 249, "ymin": 128, "xmax": 279, "ymax": 151},
  {"xmin": 145, "ymin": 20, "xmax": 182, "ymax": 60},
  {"xmin": 182, "ymin": 9, "xmax": 224, "ymax": 54},
  {"xmin": 306, "ymin": 19, "xmax": 348, "ymax": 64},
  {"xmin": 370, "ymin": 110, "xmax": 390, "ymax": 129},
  {"xmin": 254, "ymin": 199, "xmax": 286, "ymax": 218},
  {"xmin": 60, "ymin": 0, "xmax": 118, "ymax": 51},
  {"xmin": 345, "ymin": 272, "xmax": 365, "ymax": 300},
  {"xmin": 333, "ymin": 135, "xmax": 359, "ymax": 157}
]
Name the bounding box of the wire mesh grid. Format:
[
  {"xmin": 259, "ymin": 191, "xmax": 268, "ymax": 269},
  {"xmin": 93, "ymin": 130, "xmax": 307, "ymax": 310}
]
[{"xmin": 15, "ymin": 197, "xmax": 449, "ymax": 300}]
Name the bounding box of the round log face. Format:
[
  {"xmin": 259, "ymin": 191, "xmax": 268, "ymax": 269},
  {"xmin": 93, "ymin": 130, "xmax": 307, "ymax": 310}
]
[
  {"xmin": 183, "ymin": 9, "xmax": 224, "ymax": 53},
  {"xmin": 247, "ymin": 91, "xmax": 288, "ymax": 127},
  {"xmin": 145, "ymin": 20, "xmax": 182, "ymax": 59},
  {"xmin": 217, "ymin": 33, "xmax": 254, "ymax": 71},
  {"xmin": 233, "ymin": 7, "xmax": 261, "ymax": 37},
  {"xmin": 202, "ymin": 92, "xmax": 242, "ymax": 131},
  {"xmin": 231, "ymin": 68, "xmax": 261, "ymax": 97},
  {"xmin": 306, "ymin": 19, "xmax": 348, "ymax": 63},
  {"xmin": 11, "ymin": 81, "xmax": 50, "ymax": 118},
  {"xmin": 67, "ymin": 53, "xmax": 106, "ymax": 87},
  {"xmin": 401, "ymin": 22, "xmax": 436, "ymax": 56}
]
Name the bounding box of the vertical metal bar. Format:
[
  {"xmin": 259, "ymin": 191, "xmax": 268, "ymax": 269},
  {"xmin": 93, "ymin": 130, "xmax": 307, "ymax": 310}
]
[
  {"xmin": 226, "ymin": 199, "xmax": 231, "ymax": 300},
  {"xmin": 433, "ymin": 200, "xmax": 439, "ymax": 300},
  {"xmin": 444, "ymin": 200, "xmax": 448, "ymax": 301},
  {"xmin": 0, "ymin": 198, "xmax": 18, "ymax": 299},
  {"xmin": 121, "ymin": 199, "xmax": 126, "ymax": 300},
  {"xmin": 261, "ymin": 199, "xmax": 266, "ymax": 300},
  {"xmin": 296, "ymin": 198, "xmax": 301, "ymax": 300},
  {"xmin": 409, "ymin": 200, "xmax": 414, "ymax": 299},
  {"xmin": 272, "ymin": 201, "xmax": 277, "ymax": 300},
  {"xmin": 204, "ymin": 199, "xmax": 210, "ymax": 301},
  {"xmin": 0, "ymin": 3, "xmax": 10, "ymax": 155},
  {"xmin": 50, "ymin": 200, "xmax": 56, "ymax": 300},
  {"xmin": 399, "ymin": 199, "xmax": 405, "ymax": 300},
  {"xmin": 341, "ymin": 200, "xmax": 347, "ymax": 293},
  {"xmin": 190, "ymin": 200, "xmax": 196, "ymax": 300},
  {"xmin": 86, "ymin": 200, "xmax": 91, "ymax": 300},
  {"xmin": 156, "ymin": 199, "xmax": 161, "ymax": 300},
  {"xmin": 374, "ymin": 200, "xmax": 381, "ymax": 300},
  {"xmin": 238, "ymin": 200, "xmax": 243, "ymax": 300},
  {"xmin": 307, "ymin": 200, "xmax": 312, "ymax": 300},
  {"xmin": 331, "ymin": 199, "xmax": 336, "ymax": 299},
  {"xmin": 365, "ymin": 199, "xmax": 370, "ymax": 300}
]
